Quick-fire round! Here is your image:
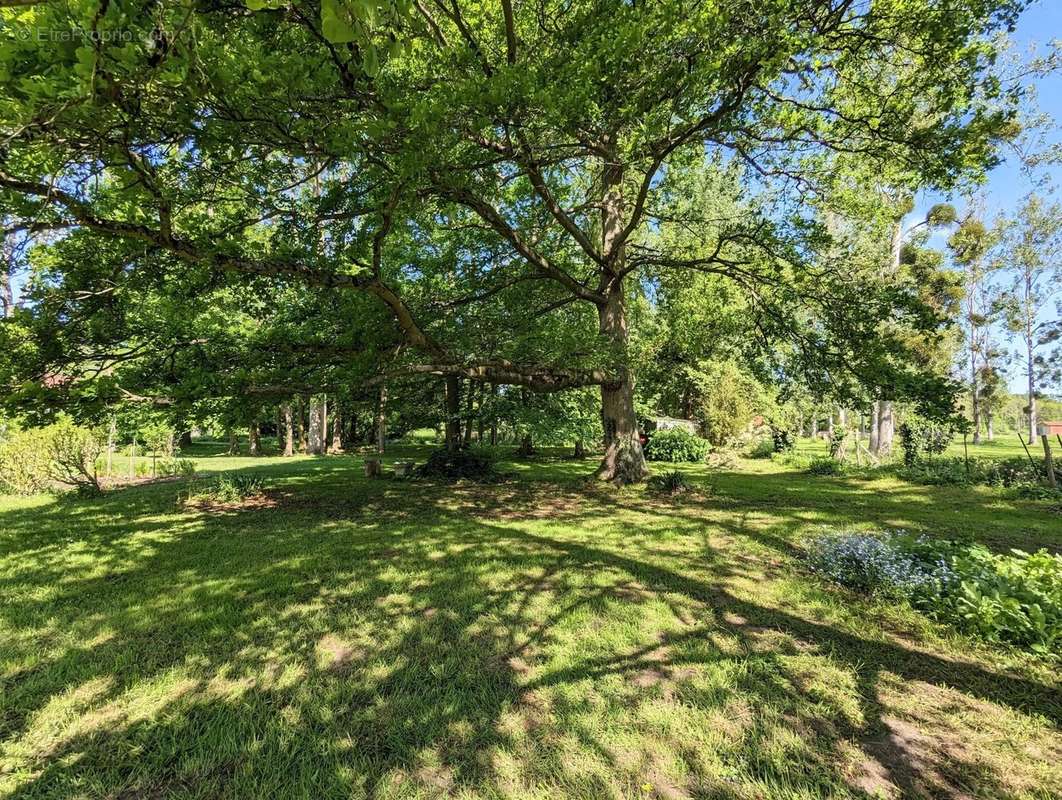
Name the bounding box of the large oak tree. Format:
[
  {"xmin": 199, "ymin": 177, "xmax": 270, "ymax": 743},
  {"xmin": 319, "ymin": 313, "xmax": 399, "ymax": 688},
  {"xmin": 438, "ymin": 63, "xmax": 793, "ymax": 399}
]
[{"xmin": 0, "ymin": 0, "xmax": 1028, "ymax": 481}]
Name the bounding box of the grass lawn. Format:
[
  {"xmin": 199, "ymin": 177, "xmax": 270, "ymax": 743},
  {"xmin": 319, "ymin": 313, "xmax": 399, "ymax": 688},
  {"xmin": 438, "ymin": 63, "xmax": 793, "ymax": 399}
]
[{"xmin": 1, "ymin": 444, "xmax": 1059, "ymax": 799}]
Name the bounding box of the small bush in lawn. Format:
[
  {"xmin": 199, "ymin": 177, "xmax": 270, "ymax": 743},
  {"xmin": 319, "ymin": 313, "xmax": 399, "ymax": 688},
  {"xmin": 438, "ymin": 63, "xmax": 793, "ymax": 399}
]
[
  {"xmin": 806, "ymin": 457, "xmax": 843, "ymax": 476},
  {"xmin": 416, "ymin": 448, "xmax": 499, "ymax": 482},
  {"xmin": 157, "ymin": 458, "xmax": 196, "ymax": 478},
  {"xmin": 1010, "ymin": 483, "xmax": 1062, "ymax": 501},
  {"xmin": 645, "ymin": 428, "xmax": 711, "ymax": 462},
  {"xmin": 744, "ymin": 435, "xmax": 775, "ymax": 459},
  {"xmin": 771, "ymin": 427, "xmax": 795, "ymax": 453},
  {"xmin": 896, "ymin": 457, "xmax": 971, "ymax": 486},
  {"xmin": 646, "ymin": 470, "xmax": 692, "ymax": 495},
  {"xmin": 0, "ymin": 427, "xmax": 52, "ymax": 494},
  {"xmin": 898, "ymin": 417, "xmax": 953, "ymax": 466},
  {"xmin": 188, "ymin": 472, "xmax": 266, "ymax": 503},
  {"xmin": 894, "ymin": 456, "xmax": 1059, "ymax": 491},
  {"xmin": 805, "ymin": 531, "xmax": 935, "ymax": 598}
]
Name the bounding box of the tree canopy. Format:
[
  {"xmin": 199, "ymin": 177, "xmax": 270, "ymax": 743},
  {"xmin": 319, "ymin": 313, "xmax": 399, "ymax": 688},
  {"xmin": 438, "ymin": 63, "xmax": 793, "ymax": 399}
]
[{"xmin": 0, "ymin": 0, "xmax": 1031, "ymax": 480}]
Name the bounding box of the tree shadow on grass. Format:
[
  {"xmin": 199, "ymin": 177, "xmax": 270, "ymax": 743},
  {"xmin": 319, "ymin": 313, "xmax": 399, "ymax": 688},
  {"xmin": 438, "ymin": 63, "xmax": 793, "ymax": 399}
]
[{"xmin": 0, "ymin": 469, "xmax": 1059, "ymax": 798}]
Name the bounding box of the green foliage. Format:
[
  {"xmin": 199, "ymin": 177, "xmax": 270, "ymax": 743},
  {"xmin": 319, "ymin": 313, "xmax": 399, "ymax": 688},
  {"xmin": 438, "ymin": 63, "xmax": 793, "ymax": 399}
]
[
  {"xmin": 809, "ymin": 531, "xmax": 1062, "ymax": 657},
  {"xmin": 771, "ymin": 428, "xmax": 795, "ymax": 454},
  {"xmin": 646, "ymin": 470, "xmax": 692, "ymax": 495},
  {"xmin": 0, "ymin": 427, "xmax": 52, "ymax": 494},
  {"xmin": 827, "ymin": 426, "xmax": 849, "ymax": 460},
  {"xmin": 157, "ymin": 458, "xmax": 197, "ymax": 478},
  {"xmin": 187, "ymin": 473, "xmax": 266, "ymax": 503},
  {"xmin": 894, "ymin": 455, "xmax": 1059, "ymax": 491},
  {"xmin": 0, "ymin": 419, "xmax": 103, "ymax": 494},
  {"xmin": 416, "ymin": 448, "xmax": 500, "ymax": 482},
  {"xmin": 806, "ymin": 457, "xmax": 843, "ymax": 476},
  {"xmin": 644, "ymin": 429, "xmax": 710, "ymax": 463},
  {"xmin": 906, "ymin": 538, "xmax": 1062, "ymax": 656},
  {"xmin": 898, "ymin": 417, "xmax": 954, "ymax": 466},
  {"xmin": 746, "ymin": 437, "xmax": 776, "ymax": 459}
]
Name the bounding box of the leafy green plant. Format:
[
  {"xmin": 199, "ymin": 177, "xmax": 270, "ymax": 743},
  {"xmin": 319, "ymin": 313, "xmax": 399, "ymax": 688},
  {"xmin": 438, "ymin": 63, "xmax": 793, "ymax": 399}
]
[
  {"xmin": 416, "ymin": 448, "xmax": 500, "ymax": 482},
  {"xmin": 806, "ymin": 457, "xmax": 843, "ymax": 476},
  {"xmin": 807, "ymin": 530, "xmax": 1062, "ymax": 657},
  {"xmin": 0, "ymin": 427, "xmax": 52, "ymax": 494},
  {"xmin": 646, "ymin": 470, "xmax": 692, "ymax": 495},
  {"xmin": 187, "ymin": 472, "xmax": 266, "ymax": 503},
  {"xmin": 644, "ymin": 428, "xmax": 711, "ymax": 463},
  {"xmin": 157, "ymin": 458, "xmax": 197, "ymax": 478},
  {"xmin": 898, "ymin": 417, "xmax": 953, "ymax": 466},
  {"xmin": 0, "ymin": 419, "xmax": 103, "ymax": 495},
  {"xmin": 916, "ymin": 543, "xmax": 1062, "ymax": 656},
  {"xmin": 744, "ymin": 435, "xmax": 775, "ymax": 459},
  {"xmin": 771, "ymin": 427, "xmax": 795, "ymax": 453},
  {"xmin": 896, "ymin": 458, "xmax": 972, "ymax": 486}
]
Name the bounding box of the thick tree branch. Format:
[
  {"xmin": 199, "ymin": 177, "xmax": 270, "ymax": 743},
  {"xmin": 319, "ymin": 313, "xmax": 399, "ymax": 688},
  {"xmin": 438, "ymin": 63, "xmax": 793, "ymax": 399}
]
[{"xmin": 442, "ymin": 184, "xmax": 606, "ymax": 305}]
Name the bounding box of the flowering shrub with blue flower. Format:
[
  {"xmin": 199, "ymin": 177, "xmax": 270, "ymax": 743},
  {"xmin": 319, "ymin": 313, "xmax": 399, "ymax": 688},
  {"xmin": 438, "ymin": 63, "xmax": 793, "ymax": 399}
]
[
  {"xmin": 805, "ymin": 530, "xmax": 1062, "ymax": 658},
  {"xmin": 805, "ymin": 531, "xmax": 935, "ymax": 597}
]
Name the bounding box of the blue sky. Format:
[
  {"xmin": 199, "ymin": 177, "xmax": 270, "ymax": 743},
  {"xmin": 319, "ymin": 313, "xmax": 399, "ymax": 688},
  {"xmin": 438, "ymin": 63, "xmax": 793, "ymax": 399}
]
[{"xmin": 915, "ymin": 0, "xmax": 1062, "ymax": 216}]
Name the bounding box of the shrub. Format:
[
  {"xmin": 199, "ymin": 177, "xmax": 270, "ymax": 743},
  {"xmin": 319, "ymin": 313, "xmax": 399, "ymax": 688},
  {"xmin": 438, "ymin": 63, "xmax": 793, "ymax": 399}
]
[
  {"xmin": 806, "ymin": 457, "xmax": 843, "ymax": 476},
  {"xmin": 646, "ymin": 470, "xmax": 692, "ymax": 495},
  {"xmin": 893, "ymin": 456, "xmax": 1059, "ymax": 492},
  {"xmin": 157, "ymin": 458, "xmax": 196, "ymax": 478},
  {"xmin": 828, "ymin": 426, "xmax": 849, "ymax": 459},
  {"xmin": 645, "ymin": 428, "xmax": 711, "ymax": 463},
  {"xmin": 898, "ymin": 417, "xmax": 953, "ymax": 466},
  {"xmin": 805, "ymin": 531, "xmax": 935, "ymax": 598},
  {"xmin": 47, "ymin": 419, "xmax": 104, "ymax": 493},
  {"xmin": 416, "ymin": 448, "xmax": 500, "ymax": 482},
  {"xmin": 744, "ymin": 435, "xmax": 775, "ymax": 459},
  {"xmin": 0, "ymin": 428, "xmax": 52, "ymax": 494},
  {"xmin": 896, "ymin": 457, "xmax": 971, "ymax": 486},
  {"xmin": 771, "ymin": 427, "xmax": 795, "ymax": 453},
  {"xmin": 806, "ymin": 530, "xmax": 1062, "ymax": 657},
  {"xmin": 187, "ymin": 472, "xmax": 266, "ymax": 503},
  {"xmin": 0, "ymin": 419, "xmax": 103, "ymax": 494}
]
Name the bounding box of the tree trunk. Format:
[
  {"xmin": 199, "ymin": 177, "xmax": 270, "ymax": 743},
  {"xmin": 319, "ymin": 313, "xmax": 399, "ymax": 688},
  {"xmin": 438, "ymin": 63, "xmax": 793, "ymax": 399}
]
[
  {"xmin": 106, "ymin": 416, "xmax": 116, "ymax": 477},
  {"xmin": 248, "ymin": 421, "xmax": 260, "ymax": 456},
  {"xmin": 374, "ymin": 386, "xmax": 388, "ymax": 454},
  {"xmin": 810, "ymin": 416, "xmax": 818, "ymax": 439},
  {"xmin": 868, "ymin": 402, "xmax": 880, "ymax": 454},
  {"xmin": 490, "ymin": 384, "xmax": 498, "ymax": 446},
  {"xmin": 330, "ymin": 406, "xmax": 343, "ymax": 453},
  {"xmin": 178, "ymin": 428, "xmax": 192, "ymax": 449},
  {"xmin": 827, "ymin": 410, "xmax": 835, "ymax": 437},
  {"xmin": 308, "ymin": 396, "xmax": 327, "ymax": 455},
  {"xmin": 593, "ymin": 285, "xmax": 647, "ymax": 483},
  {"xmin": 574, "ymin": 439, "xmax": 586, "ymax": 459},
  {"xmin": 593, "ymin": 144, "xmax": 648, "ymax": 484},
  {"xmin": 463, "ymin": 379, "xmax": 474, "ymax": 447},
  {"xmin": 444, "ymin": 375, "xmax": 462, "ymax": 452},
  {"xmin": 986, "ymin": 410, "xmax": 994, "ymax": 442},
  {"xmin": 971, "ymin": 348, "xmax": 981, "ymax": 444},
  {"xmin": 877, "ymin": 400, "xmax": 895, "ymax": 456},
  {"xmin": 281, "ymin": 403, "xmax": 294, "ymax": 456},
  {"xmin": 1027, "ymin": 338, "xmax": 1037, "ymax": 443},
  {"xmin": 298, "ymin": 398, "xmax": 308, "ymax": 454},
  {"xmin": 477, "ymin": 383, "xmax": 486, "ymax": 443},
  {"xmin": 226, "ymin": 429, "xmax": 238, "ymax": 455}
]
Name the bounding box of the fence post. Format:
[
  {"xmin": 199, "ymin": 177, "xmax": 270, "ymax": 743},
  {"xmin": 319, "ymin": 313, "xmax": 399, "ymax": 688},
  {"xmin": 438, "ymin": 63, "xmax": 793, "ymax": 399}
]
[{"xmin": 1042, "ymin": 435, "xmax": 1057, "ymax": 489}]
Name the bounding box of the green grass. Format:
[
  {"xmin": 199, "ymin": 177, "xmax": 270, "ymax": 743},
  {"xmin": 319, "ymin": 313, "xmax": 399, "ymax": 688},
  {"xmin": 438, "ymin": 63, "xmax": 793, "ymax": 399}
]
[{"xmin": 1, "ymin": 444, "xmax": 1059, "ymax": 799}]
